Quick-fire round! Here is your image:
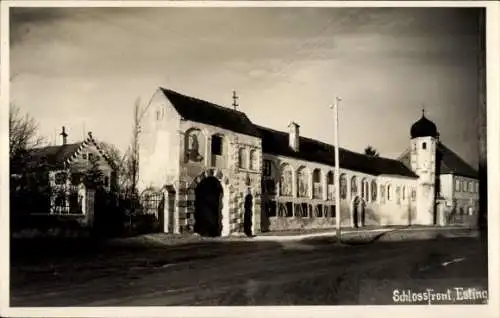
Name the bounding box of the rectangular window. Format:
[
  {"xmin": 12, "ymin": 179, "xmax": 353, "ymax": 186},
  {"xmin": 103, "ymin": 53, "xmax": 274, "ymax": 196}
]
[
  {"xmin": 301, "ymin": 203, "xmax": 308, "ymax": 217},
  {"xmin": 285, "ymin": 202, "xmax": 293, "ymax": 217},
  {"xmin": 266, "ymin": 200, "xmax": 277, "ymax": 217},
  {"xmin": 211, "ymin": 136, "xmax": 222, "ymax": 155},
  {"xmin": 330, "ymin": 205, "xmax": 336, "ymax": 218},
  {"xmin": 263, "ymin": 160, "xmax": 272, "ymax": 177},
  {"xmin": 264, "ymin": 179, "xmax": 276, "ymax": 194},
  {"xmin": 316, "ymin": 204, "xmax": 323, "ymax": 217},
  {"xmin": 455, "ymin": 180, "xmax": 460, "ymax": 192}
]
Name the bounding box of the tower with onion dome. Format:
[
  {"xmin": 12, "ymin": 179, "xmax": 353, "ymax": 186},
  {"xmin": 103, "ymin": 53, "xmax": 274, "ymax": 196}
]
[{"xmin": 410, "ymin": 110, "xmax": 440, "ymax": 225}]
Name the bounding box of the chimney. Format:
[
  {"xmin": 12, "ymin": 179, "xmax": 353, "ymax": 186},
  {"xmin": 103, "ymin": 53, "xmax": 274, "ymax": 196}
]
[
  {"xmin": 60, "ymin": 126, "xmax": 68, "ymax": 145},
  {"xmin": 288, "ymin": 121, "xmax": 300, "ymax": 151}
]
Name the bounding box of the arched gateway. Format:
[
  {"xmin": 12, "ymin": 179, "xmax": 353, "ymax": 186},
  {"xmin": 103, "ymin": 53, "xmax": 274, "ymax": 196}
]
[{"xmin": 190, "ymin": 169, "xmax": 231, "ymax": 237}]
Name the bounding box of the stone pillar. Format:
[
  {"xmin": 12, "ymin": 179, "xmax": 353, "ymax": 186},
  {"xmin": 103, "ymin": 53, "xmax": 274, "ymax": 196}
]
[
  {"xmin": 162, "ymin": 189, "xmax": 169, "ymax": 233},
  {"xmin": 322, "ymin": 172, "xmax": 328, "ymax": 201},
  {"xmin": 205, "ymin": 135, "xmax": 211, "ymax": 167}
]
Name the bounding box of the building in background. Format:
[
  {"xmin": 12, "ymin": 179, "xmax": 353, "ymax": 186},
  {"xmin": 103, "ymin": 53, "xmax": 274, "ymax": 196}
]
[
  {"xmin": 10, "ymin": 129, "xmax": 117, "ymax": 216},
  {"xmin": 138, "ymin": 87, "xmax": 479, "ymax": 237}
]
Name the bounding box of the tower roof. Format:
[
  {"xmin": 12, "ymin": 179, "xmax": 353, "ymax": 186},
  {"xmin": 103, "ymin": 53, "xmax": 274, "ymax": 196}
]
[{"xmin": 410, "ymin": 111, "xmax": 439, "ymax": 139}]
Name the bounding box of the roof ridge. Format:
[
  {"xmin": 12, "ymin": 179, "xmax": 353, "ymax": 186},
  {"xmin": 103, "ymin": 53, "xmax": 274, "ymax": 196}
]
[
  {"xmin": 32, "ymin": 142, "xmax": 83, "ymax": 151},
  {"xmin": 256, "ymin": 124, "xmax": 402, "ymax": 163},
  {"xmin": 439, "ymin": 142, "xmax": 478, "ymax": 173},
  {"xmin": 160, "ymin": 87, "xmax": 247, "ymax": 115}
]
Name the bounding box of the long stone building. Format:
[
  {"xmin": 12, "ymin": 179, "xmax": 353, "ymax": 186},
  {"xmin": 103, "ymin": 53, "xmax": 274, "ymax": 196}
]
[{"xmin": 138, "ymin": 87, "xmax": 479, "ymax": 236}]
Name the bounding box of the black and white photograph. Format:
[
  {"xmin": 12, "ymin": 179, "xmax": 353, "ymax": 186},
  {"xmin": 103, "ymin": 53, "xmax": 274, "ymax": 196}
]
[{"xmin": 1, "ymin": 1, "xmax": 498, "ymax": 317}]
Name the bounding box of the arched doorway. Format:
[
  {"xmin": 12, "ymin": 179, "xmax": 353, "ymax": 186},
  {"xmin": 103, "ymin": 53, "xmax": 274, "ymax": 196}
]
[
  {"xmin": 352, "ymin": 196, "xmax": 365, "ymax": 228},
  {"xmin": 244, "ymin": 194, "xmax": 253, "ymax": 237},
  {"xmin": 194, "ymin": 176, "xmax": 223, "ymax": 237}
]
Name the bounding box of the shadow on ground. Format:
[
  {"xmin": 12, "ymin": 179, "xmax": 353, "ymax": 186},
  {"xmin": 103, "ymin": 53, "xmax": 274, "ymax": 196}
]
[{"xmin": 10, "ymin": 230, "xmax": 489, "ymax": 306}]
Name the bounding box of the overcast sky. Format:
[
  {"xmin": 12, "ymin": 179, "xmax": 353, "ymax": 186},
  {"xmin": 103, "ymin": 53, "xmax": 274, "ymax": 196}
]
[{"xmin": 10, "ymin": 6, "xmax": 483, "ymax": 167}]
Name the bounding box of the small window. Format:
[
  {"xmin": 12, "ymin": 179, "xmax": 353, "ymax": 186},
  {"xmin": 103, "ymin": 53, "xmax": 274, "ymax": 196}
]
[
  {"xmin": 55, "ymin": 172, "xmax": 68, "ymax": 185},
  {"xmin": 455, "ymin": 180, "xmax": 460, "ymax": 191},
  {"xmin": 422, "ymin": 142, "xmax": 427, "ymax": 150},
  {"xmin": 301, "ymin": 203, "xmax": 309, "ymax": 217},
  {"xmin": 315, "ymin": 204, "xmax": 323, "ymax": 217},
  {"xmin": 330, "ymin": 205, "xmax": 336, "ymax": 218},
  {"xmin": 71, "ymin": 173, "xmax": 82, "ymax": 185},
  {"xmin": 211, "ymin": 135, "xmax": 223, "ymax": 155},
  {"xmin": 263, "ymin": 160, "xmax": 272, "ymax": 177},
  {"xmin": 327, "ymin": 171, "xmax": 334, "ymax": 184},
  {"xmin": 249, "ymin": 150, "xmax": 258, "ymax": 170},
  {"xmin": 88, "ymin": 153, "xmax": 94, "ymax": 161},
  {"xmin": 82, "ymin": 153, "xmax": 88, "ymax": 160},
  {"xmin": 104, "ymin": 176, "xmax": 110, "ymax": 187},
  {"xmin": 313, "ymin": 169, "xmax": 321, "ymax": 183},
  {"xmin": 387, "ymin": 185, "xmax": 391, "ymax": 201},
  {"xmin": 156, "ymin": 110, "xmax": 161, "ymax": 121},
  {"xmin": 285, "ymin": 202, "xmax": 293, "ymax": 217},
  {"xmin": 266, "ymin": 201, "xmax": 277, "ymax": 217},
  {"xmin": 238, "ymin": 148, "xmax": 247, "ymax": 169}
]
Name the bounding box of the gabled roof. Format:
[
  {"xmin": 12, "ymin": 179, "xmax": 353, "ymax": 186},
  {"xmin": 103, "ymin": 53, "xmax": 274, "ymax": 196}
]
[
  {"xmin": 397, "ymin": 143, "xmax": 478, "ymax": 179},
  {"xmin": 11, "ymin": 133, "xmax": 116, "ymax": 173},
  {"xmin": 160, "ymin": 88, "xmax": 261, "ymax": 138},
  {"xmin": 437, "ymin": 143, "xmax": 478, "ymax": 178},
  {"xmin": 257, "ymin": 125, "xmax": 418, "ymax": 178},
  {"xmin": 25, "ymin": 143, "xmax": 83, "ymax": 170}
]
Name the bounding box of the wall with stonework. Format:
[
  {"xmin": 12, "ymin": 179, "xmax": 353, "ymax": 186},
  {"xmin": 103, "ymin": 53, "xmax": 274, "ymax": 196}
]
[
  {"xmin": 261, "ymin": 153, "xmax": 419, "ymax": 231},
  {"xmin": 176, "ymin": 120, "xmax": 262, "ymax": 235}
]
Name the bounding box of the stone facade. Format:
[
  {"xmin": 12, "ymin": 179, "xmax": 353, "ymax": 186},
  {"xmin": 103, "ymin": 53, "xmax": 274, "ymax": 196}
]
[
  {"xmin": 138, "ymin": 87, "xmax": 480, "ymax": 236},
  {"xmin": 260, "ymin": 154, "xmax": 418, "ymax": 232}
]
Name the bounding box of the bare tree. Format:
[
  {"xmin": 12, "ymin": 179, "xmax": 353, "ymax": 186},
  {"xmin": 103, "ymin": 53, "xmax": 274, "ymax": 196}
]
[
  {"xmin": 9, "ymin": 103, "xmax": 44, "ymax": 160},
  {"xmin": 364, "ymin": 146, "xmax": 380, "ymax": 158}
]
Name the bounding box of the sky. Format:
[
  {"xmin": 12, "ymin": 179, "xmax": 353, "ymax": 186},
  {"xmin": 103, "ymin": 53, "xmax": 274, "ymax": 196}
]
[{"xmin": 10, "ymin": 6, "xmax": 484, "ymax": 168}]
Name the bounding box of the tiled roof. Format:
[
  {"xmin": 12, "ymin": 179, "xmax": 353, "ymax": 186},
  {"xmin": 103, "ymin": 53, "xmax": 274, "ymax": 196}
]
[
  {"xmin": 257, "ymin": 125, "xmax": 418, "ymax": 178},
  {"xmin": 160, "ymin": 88, "xmax": 261, "ymax": 138},
  {"xmin": 159, "ymin": 88, "xmax": 472, "ymax": 179},
  {"xmin": 24, "ymin": 143, "xmax": 83, "ymax": 170},
  {"xmin": 398, "ymin": 143, "xmax": 478, "ymax": 179},
  {"xmin": 11, "ymin": 133, "xmax": 116, "ymax": 173},
  {"xmin": 437, "ymin": 143, "xmax": 478, "ymax": 178}
]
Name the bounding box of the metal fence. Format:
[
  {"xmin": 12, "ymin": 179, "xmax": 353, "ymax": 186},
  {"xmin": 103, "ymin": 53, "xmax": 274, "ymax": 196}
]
[{"xmin": 140, "ymin": 189, "xmax": 163, "ymax": 219}]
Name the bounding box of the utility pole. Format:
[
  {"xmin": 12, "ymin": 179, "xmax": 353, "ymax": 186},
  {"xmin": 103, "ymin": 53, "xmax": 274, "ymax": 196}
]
[
  {"xmin": 131, "ymin": 98, "xmax": 141, "ymax": 195},
  {"xmin": 331, "ymin": 97, "xmax": 342, "ymax": 243}
]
